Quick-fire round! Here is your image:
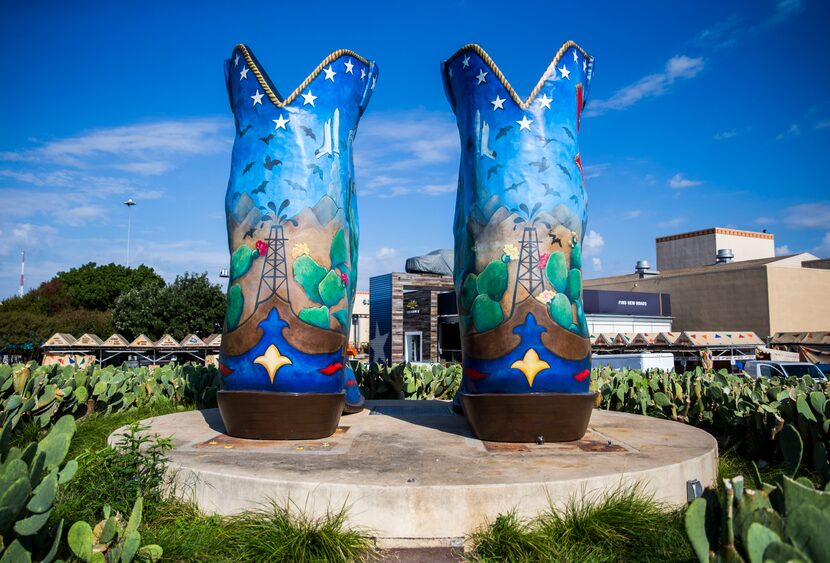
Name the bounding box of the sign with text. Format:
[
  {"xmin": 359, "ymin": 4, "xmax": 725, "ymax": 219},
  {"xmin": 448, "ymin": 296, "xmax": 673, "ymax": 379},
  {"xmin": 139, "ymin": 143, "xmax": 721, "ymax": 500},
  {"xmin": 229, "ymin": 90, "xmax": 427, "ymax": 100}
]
[{"xmin": 583, "ymin": 289, "xmax": 671, "ymax": 317}]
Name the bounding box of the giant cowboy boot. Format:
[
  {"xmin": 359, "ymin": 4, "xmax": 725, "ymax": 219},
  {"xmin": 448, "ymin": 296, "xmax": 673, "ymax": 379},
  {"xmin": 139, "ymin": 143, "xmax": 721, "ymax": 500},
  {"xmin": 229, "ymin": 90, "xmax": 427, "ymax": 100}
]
[
  {"xmin": 218, "ymin": 44, "xmax": 376, "ymax": 439},
  {"xmin": 441, "ymin": 42, "xmax": 596, "ymax": 442}
]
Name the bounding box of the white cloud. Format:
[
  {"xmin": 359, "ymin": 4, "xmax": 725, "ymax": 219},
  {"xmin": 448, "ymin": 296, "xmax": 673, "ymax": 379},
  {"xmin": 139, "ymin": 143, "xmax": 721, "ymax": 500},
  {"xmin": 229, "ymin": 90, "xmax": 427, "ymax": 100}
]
[
  {"xmin": 583, "ymin": 163, "xmax": 609, "ymax": 180},
  {"xmin": 591, "ymin": 257, "xmax": 602, "ymax": 272},
  {"xmin": 583, "ymin": 230, "xmax": 604, "ymax": 256},
  {"xmin": 783, "ymin": 202, "xmax": 830, "ymax": 229},
  {"xmin": 624, "ymin": 210, "xmax": 642, "ymax": 219},
  {"xmin": 356, "ymin": 246, "xmax": 403, "ymax": 289},
  {"xmin": 755, "ymin": 216, "xmax": 775, "ymax": 225},
  {"xmin": 814, "ymin": 119, "xmax": 830, "ymax": 130},
  {"xmin": 775, "ymin": 245, "xmax": 791, "ymax": 255},
  {"xmin": 375, "ymin": 247, "xmax": 398, "ymax": 260},
  {"xmin": 777, "ymin": 123, "xmax": 802, "ymax": 140},
  {"xmin": 112, "ymin": 162, "xmax": 173, "ymax": 175},
  {"xmin": 668, "ymin": 173, "xmax": 703, "ymax": 189},
  {"xmin": 0, "ymin": 118, "xmax": 230, "ymax": 166},
  {"xmin": 354, "ymin": 110, "xmax": 459, "ymax": 199},
  {"xmin": 695, "ymin": 0, "xmax": 804, "ymax": 49},
  {"xmin": 585, "ymin": 55, "xmax": 704, "ymax": 117},
  {"xmin": 0, "ymin": 223, "xmax": 59, "ymax": 256},
  {"xmin": 714, "ymin": 130, "xmax": 738, "ymax": 140},
  {"xmin": 421, "ymin": 183, "xmax": 456, "ymax": 196}
]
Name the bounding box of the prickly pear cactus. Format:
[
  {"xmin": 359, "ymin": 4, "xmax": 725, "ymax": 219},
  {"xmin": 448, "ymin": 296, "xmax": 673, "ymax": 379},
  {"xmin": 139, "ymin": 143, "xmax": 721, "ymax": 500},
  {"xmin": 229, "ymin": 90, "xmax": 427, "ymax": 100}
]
[
  {"xmin": 0, "ymin": 415, "xmax": 78, "ymax": 562},
  {"xmin": 68, "ymin": 497, "xmax": 162, "ymax": 563}
]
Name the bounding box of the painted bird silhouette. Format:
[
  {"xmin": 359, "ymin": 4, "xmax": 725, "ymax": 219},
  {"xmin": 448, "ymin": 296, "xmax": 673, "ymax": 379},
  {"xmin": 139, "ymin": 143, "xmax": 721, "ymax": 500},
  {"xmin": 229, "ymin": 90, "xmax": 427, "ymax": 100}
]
[
  {"xmin": 487, "ymin": 164, "xmax": 504, "ymax": 180},
  {"xmin": 230, "ymin": 193, "xmax": 242, "ymax": 204},
  {"xmin": 300, "ymin": 126, "xmax": 317, "ymax": 141},
  {"xmin": 285, "ymin": 179, "xmax": 307, "ymax": 193},
  {"xmin": 569, "ymin": 194, "xmax": 580, "ymax": 203},
  {"xmin": 529, "ymin": 157, "xmax": 550, "ymax": 172},
  {"xmin": 243, "ymin": 227, "xmax": 256, "ymax": 239},
  {"xmin": 542, "ymin": 183, "xmax": 561, "ymax": 197},
  {"xmin": 242, "ymin": 161, "xmax": 255, "ymax": 174},
  {"xmin": 505, "ymin": 180, "xmax": 526, "ymax": 192},
  {"xmin": 562, "ymin": 126, "xmax": 575, "ymax": 141},
  {"xmin": 307, "ymin": 163, "xmax": 323, "ymax": 180},
  {"xmin": 238, "ymin": 124, "xmax": 252, "ymax": 137},
  {"xmin": 536, "ymin": 134, "xmax": 556, "ymax": 146},
  {"xmin": 495, "ymin": 126, "xmax": 512, "ymax": 141},
  {"xmin": 259, "ymin": 133, "xmax": 275, "ymax": 145},
  {"xmin": 549, "ymin": 232, "xmax": 563, "ymax": 247},
  {"xmin": 556, "ymin": 164, "xmax": 572, "ymax": 179},
  {"xmin": 252, "ymin": 180, "xmax": 268, "ymax": 194},
  {"xmin": 264, "ymin": 155, "xmax": 282, "ymax": 170}
]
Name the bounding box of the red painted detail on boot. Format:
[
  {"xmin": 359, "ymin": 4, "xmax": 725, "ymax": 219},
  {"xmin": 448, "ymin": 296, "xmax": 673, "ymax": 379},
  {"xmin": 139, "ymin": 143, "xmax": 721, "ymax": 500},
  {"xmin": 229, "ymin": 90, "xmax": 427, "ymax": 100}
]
[
  {"xmin": 464, "ymin": 367, "xmax": 488, "ymax": 380},
  {"xmin": 573, "ymin": 369, "xmax": 590, "ymax": 382},
  {"xmin": 320, "ymin": 361, "xmax": 343, "ymax": 376}
]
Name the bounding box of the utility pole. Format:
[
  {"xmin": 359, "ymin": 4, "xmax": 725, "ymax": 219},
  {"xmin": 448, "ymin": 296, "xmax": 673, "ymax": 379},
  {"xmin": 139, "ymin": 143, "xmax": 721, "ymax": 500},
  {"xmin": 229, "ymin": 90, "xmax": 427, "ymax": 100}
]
[
  {"xmin": 19, "ymin": 251, "xmax": 25, "ymax": 297},
  {"xmin": 124, "ymin": 199, "xmax": 136, "ymax": 267}
]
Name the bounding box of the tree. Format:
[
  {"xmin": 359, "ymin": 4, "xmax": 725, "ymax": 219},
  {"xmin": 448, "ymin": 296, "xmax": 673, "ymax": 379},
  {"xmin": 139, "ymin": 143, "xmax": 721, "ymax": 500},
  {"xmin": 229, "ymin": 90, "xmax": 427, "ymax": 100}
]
[
  {"xmin": 57, "ymin": 263, "xmax": 164, "ymax": 311},
  {"xmin": 111, "ymin": 284, "xmax": 166, "ymax": 340},
  {"xmin": 113, "ymin": 273, "xmax": 226, "ymax": 340},
  {"xmin": 161, "ymin": 273, "xmax": 226, "ymax": 340}
]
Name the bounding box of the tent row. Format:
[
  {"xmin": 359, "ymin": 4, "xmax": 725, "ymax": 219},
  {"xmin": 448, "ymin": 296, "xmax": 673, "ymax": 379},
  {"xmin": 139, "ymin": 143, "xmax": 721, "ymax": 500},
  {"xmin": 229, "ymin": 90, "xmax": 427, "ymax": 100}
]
[
  {"xmin": 590, "ymin": 331, "xmax": 763, "ymax": 348},
  {"xmin": 42, "ymin": 333, "xmax": 222, "ymax": 349},
  {"xmin": 770, "ymin": 332, "xmax": 830, "ymax": 345}
]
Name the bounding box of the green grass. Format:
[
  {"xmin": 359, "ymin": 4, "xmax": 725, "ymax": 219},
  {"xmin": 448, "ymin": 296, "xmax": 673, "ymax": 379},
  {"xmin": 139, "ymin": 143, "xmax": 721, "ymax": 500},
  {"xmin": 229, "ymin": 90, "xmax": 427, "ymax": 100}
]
[
  {"xmin": 45, "ymin": 401, "xmax": 377, "ymax": 562},
  {"xmin": 221, "ymin": 501, "xmax": 377, "ymax": 563},
  {"xmin": 467, "ymin": 485, "xmax": 693, "ymax": 562}
]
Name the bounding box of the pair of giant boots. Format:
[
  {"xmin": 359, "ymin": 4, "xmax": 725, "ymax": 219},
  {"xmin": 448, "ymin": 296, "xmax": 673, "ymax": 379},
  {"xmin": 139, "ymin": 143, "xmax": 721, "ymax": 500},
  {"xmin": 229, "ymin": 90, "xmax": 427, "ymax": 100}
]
[{"xmin": 218, "ymin": 42, "xmax": 596, "ymax": 443}]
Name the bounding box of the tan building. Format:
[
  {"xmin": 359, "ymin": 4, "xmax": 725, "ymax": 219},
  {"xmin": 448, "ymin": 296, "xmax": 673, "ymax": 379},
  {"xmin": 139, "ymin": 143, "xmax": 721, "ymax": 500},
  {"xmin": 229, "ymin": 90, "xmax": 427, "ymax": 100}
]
[
  {"xmin": 350, "ymin": 290, "xmax": 370, "ymax": 350},
  {"xmin": 656, "ymin": 228, "xmax": 775, "ymax": 271},
  {"xmin": 586, "ymin": 253, "xmax": 829, "ymax": 338}
]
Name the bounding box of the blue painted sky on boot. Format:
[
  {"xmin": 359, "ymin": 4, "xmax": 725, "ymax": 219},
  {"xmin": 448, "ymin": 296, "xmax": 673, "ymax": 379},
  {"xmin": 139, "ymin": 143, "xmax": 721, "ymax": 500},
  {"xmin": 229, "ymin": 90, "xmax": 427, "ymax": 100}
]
[{"xmin": 1, "ymin": 0, "xmax": 829, "ymax": 297}]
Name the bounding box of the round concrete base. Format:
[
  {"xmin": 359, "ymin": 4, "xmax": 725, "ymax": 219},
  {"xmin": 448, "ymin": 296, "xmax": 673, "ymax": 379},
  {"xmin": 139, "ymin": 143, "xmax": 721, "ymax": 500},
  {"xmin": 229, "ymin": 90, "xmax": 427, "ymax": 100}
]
[{"xmin": 110, "ymin": 401, "xmax": 717, "ymax": 549}]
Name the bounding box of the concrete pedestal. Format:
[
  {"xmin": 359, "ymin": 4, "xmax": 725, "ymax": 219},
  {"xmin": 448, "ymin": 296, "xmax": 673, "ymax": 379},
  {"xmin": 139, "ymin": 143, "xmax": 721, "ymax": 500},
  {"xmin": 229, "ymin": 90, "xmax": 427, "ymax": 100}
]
[{"xmin": 110, "ymin": 401, "xmax": 717, "ymax": 548}]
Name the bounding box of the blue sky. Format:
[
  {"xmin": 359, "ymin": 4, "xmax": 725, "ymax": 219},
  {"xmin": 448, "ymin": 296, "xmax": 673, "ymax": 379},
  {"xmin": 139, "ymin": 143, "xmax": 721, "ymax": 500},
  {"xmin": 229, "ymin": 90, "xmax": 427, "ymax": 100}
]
[{"xmin": 1, "ymin": 0, "xmax": 828, "ymax": 297}]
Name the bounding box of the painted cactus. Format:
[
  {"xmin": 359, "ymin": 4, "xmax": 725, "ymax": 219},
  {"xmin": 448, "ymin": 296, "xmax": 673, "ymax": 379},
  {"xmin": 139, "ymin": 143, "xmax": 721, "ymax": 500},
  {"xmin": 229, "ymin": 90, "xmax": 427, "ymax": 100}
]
[
  {"xmin": 441, "ymin": 42, "xmax": 594, "ymax": 399},
  {"xmin": 219, "ymin": 44, "xmax": 376, "ymax": 409}
]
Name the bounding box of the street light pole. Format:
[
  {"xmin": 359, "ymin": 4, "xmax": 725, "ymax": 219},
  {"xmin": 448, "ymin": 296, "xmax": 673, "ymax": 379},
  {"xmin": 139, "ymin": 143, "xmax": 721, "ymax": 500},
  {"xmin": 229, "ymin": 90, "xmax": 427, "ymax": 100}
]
[{"xmin": 124, "ymin": 199, "xmax": 136, "ymax": 267}]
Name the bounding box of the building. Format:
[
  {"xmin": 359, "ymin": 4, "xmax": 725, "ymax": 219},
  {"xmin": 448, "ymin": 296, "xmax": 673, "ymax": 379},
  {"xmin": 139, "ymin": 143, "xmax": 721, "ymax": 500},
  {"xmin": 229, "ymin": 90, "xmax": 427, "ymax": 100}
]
[
  {"xmin": 368, "ymin": 272, "xmax": 454, "ymax": 364},
  {"xmin": 349, "ymin": 290, "xmax": 370, "ymax": 353},
  {"xmin": 586, "ymin": 253, "xmax": 830, "ymax": 339},
  {"xmin": 656, "ymin": 227, "xmax": 775, "ymax": 271}
]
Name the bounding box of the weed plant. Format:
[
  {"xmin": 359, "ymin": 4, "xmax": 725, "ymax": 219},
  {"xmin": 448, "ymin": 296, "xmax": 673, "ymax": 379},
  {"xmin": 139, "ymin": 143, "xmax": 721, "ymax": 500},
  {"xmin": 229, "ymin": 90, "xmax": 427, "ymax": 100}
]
[{"xmin": 467, "ymin": 485, "xmax": 692, "ymax": 562}]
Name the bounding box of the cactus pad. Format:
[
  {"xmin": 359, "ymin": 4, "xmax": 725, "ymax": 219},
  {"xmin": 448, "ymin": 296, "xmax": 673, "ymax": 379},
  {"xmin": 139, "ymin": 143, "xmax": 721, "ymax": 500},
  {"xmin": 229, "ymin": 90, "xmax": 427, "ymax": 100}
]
[
  {"xmin": 461, "ymin": 274, "xmax": 478, "ymax": 312},
  {"xmin": 545, "ymin": 251, "xmax": 568, "ymax": 293},
  {"xmin": 570, "ymin": 241, "xmax": 582, "ymax": 269},
  {"xmin": 476, "ymin": 260, "xmax": 508, "ymax": 301},
  {"xmin": 225, "ymin": 283, "xmax": 244, "ymax": 330},
  {"xmin": 318, "ymin": 270, "xmax": 345, "ymax": 307},
  {"xmin": 299, "ymin": 306, "xmax": 330, "ymax": 329},
  {"xmin": 230, "ymin": 245, "xmax": 257, "ymax": 281},
  {"xmin": 330, "ymin": 228, "xmax": 348, "ymax": 269},
  {"xmin": 471, "ymin": 294, "xmax": 504, "ymax": 332},
  {"xmin": 293, "ymin": 254, "xmax": 327, "ymax": 304},
  {"xmin": 549, "ymin": 293, "xmax": 573, "ymax": 328},
  {"xmin": 566, "ymin": 268, "xmax": 582, "ymax": 302}
]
